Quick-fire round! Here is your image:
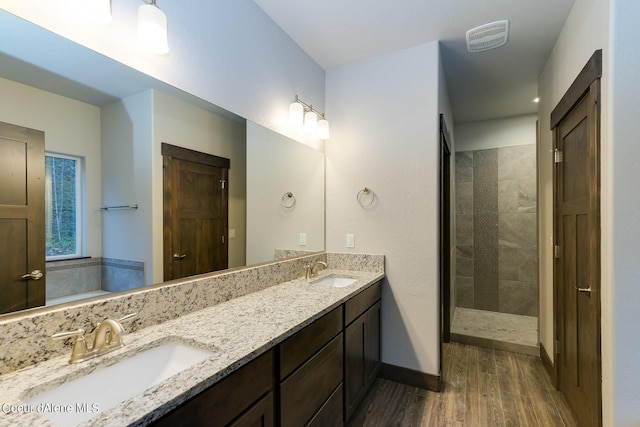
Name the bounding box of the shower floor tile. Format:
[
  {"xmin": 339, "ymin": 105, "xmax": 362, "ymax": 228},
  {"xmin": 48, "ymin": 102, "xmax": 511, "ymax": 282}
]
[{"xmin": 451, "ymin": 307, "xmax": 538, "ymax": 355}]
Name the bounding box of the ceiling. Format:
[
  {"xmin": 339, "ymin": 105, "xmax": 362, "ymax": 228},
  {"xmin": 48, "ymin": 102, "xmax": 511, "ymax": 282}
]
[{"xmin": 253, "ymin": 0, "xmax": 576, "ymax": 124}]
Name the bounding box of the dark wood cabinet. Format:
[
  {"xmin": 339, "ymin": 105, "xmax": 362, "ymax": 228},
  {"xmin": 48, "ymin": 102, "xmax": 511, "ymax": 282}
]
[
  {"xmin": 344, "ymin": 282, "xmax": 382, "ymax": 422},
  {"xmin": 151, "ymin": 281, "xmax": 382, "ymax": 427},
  {"xmin": 152, "ymin": 350, "xmax": 275, "ymax": 427},
  {"xmin": 279, "ymin": 307, "xmax": 344, "ymax": 427}
]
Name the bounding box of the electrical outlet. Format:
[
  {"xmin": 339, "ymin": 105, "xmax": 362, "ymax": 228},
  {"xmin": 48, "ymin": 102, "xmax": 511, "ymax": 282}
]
[{"xmin": 346, "ymin": 234, "xmax": 355, "ymax": 248}]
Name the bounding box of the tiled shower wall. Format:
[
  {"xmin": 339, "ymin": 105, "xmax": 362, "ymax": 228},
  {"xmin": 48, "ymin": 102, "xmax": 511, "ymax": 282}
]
[{"xmin": 455, "ymin": 144, "xmax": 538, "ymax": 316}]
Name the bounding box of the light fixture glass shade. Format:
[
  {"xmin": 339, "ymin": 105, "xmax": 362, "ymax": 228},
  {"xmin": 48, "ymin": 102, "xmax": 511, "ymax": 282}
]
[
  {"xmin": 304, "ymin": 110, "xmax": 318, "ymax": 133},
  {"xmin": 137, "ymin": 3, "xmax": 169, "ymax": 54},
  {"xmin": 289, "ymin": 102, "xmax": 304, "ymax": 128},
  {"xmin": 317, "ymin": 118, "xmax": 330, "ymax": 140}
]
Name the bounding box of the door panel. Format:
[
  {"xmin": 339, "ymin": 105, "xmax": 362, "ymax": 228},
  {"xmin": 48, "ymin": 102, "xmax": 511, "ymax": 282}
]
[
  {"xmin": 553, "ymin": 80, "xmax": 601, "ymax": 427},
  {"xmin": 163, "ymin": 144, "xmax": 229, "ymax": 281},
  {"xmin": 0, "ymin": 121, "xmax": 45, "ymax": 314}
]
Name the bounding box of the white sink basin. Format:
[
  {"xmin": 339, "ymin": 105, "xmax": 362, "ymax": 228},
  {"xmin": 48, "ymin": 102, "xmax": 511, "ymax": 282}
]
[
  {"xmin": 25, "ymin": 341, "xmax": 214, "ymax": 426},
  {"xmin": 312, "ymin": 275, "xmax": 358, "ymax": 288}
]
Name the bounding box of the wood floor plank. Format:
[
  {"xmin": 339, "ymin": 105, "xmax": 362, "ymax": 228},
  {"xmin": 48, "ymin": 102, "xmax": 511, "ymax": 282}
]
[{"xmin": 349, "ymin": 343, "xmax": 578, "ymax": 427}]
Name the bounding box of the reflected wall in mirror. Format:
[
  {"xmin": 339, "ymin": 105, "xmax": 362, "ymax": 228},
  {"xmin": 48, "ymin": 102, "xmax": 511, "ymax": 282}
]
[{"xmin": 0, "ymin": 11, "xmax": 325, "ymax": 315}]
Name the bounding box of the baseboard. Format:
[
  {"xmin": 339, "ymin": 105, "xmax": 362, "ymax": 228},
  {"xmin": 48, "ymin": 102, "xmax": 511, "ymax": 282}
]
[
  {"xmin": 539, "ymin": 342, "xmax": 557, "ymax": 387},
  {"xmin": 450, "ymin": 332, "xmax": 539, "ymax": 356},
  {"xmin": 379, "ymin": 363, "xmax": 442, "ymax": 392}
]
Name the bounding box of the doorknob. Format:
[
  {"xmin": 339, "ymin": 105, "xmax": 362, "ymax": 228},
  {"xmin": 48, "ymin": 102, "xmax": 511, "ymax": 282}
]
[
  {"xmin": 22, "ymin": 270, "xmax": 44, "ymax": 280},
  {"xmin": 573, "ymin": 284, "xmax": 592, "ymax": 295},
  {"xmin": 173, "ymin": 253, "xmax": 187, "ymax": 260}
]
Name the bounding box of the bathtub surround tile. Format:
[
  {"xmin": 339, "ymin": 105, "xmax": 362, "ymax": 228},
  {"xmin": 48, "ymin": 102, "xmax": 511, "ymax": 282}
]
[
  {"xmin": 102, "ymin": 258, "xmax": 145, "ymax": 292},
  {"xmin": 46, "ymin": 258, "xmax": 102, "ymax": 299},
  {"xmin": 0, "ymin": 252, "xmax": 382, "ymax": 375}
]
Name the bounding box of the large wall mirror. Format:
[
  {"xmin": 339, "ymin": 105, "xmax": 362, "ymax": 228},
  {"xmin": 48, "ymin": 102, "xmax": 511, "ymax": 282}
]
[{"xmin": 0, "ymin": 10, "xmax": 325, "ymax": 316}]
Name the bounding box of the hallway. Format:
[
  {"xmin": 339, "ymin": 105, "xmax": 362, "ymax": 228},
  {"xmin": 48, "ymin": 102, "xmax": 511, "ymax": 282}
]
[{"xmin": 349, "ymin": 343, "xmax": 577, "ymax": 426}]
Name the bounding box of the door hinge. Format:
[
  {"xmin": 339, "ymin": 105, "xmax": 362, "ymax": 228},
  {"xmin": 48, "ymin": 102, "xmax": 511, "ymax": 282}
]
[
  {"xmin": 220, "ymin": 179, "xmax": 226, "ymax": 189},
  {"xmin": 555, "ymin": 340, "xmax": 560, "ymax": 355},
  {"xmin": 552, "ymin": 148, "xmax": 563, "ymax": 163},
  {"xmin": 554, "ymin": 245, "xmax": 560, "ymax": 259}
]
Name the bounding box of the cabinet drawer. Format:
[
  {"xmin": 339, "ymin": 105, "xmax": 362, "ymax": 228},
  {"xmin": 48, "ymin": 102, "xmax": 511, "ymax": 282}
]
[
  {"xmin": 279, "ymin": 306, "xmax": 343, "ymax": 380},
  {"xmin": 229, "ymin": 391, "xmax": 274, "ymax": 427},
  {"xmin": 280, "ymin": 334, "xmax": 344, "ymax": 427},
  {"xmin": 345, "ymin": 281, "xmax": 381, "ymax": 326},
  {"xmin": 153, "ymin": 350, "xmax": 274, "ymax": 427}
]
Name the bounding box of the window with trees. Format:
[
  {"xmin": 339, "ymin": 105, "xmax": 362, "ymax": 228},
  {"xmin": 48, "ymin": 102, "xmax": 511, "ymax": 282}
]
[{"xmin": 45, "ymin": 153, "xmax": 82, "ymax": 259}]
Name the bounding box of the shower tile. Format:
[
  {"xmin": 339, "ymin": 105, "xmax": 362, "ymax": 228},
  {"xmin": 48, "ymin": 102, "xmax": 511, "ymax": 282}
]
[
  {"xmin": 456, "ymin": 214, "xmax": 474, "ymax": 246},
  {"xmin": 518, "ymin": 175, "xmax": 537, "ymax": 212},
  {"xmin": 456, "ymin": 181, "xmax": 473, "ymax": 215},
  {"xmin": 456, "ymin": 246, "xmax": 474, "ymax": 277},
  {"xmin": 498, "ymin": 213, "xmax": 537, "ymax": 248},
  {"xmin": 498, "ymin": 179, "xmax": 519, "ymax": 213},
  {"xmin": 499, "ymin": 280, "xmax": 539, "ymax": 316},
  {"xmin": 499, "ymin": 247, "xmax": 538, "ymax": 282},
  {"xmin": 474, "ymin": 273, "xmax": 499, "ymax": 311},
  {"xmin": 473, "ymin": 149, "xmax": 498, "ymax": 214},
  {"xmin": 455, "ymin": 277, "xmax": 474, "ymax": 308},
  {"xmin": 455, "ymin": 151, "xmax": 474, "ymax": 183},
  {"xmin": 498, "ymin": 144, "xmax": 536, "ymax": 181}
]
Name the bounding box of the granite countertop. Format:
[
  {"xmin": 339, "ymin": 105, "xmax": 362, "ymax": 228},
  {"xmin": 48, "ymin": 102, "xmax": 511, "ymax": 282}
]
[{"xmin": 0, "ymin": 269, "xmax": 384, "ymax": 427}]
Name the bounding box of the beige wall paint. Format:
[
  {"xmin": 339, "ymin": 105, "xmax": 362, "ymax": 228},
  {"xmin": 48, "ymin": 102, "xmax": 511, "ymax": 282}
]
[
  {"xmin": 538, "ymin": 0, "xmax": 611, "ymax": 423},
  {"xmin": 0, "ymin": 76, "xmax": 103, "ymax": 258}
]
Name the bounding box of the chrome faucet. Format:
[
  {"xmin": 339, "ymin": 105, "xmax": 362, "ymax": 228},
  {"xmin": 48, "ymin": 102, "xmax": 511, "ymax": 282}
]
[
  {"xmin": 52, "ymin": 313, "xmax": 136, "ymax": 364},
  {"xmin": 305, "ymin": 261, "xmax": 328, "ymax": 279}
]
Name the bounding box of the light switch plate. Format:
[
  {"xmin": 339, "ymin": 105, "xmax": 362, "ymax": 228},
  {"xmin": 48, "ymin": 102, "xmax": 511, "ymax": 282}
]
[{"xmin": 299, "ymin": 233, "xmax": 307, "ymax": 246}]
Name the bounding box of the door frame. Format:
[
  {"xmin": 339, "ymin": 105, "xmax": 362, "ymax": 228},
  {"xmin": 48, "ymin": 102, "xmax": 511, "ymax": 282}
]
[
  {"xmin": 551, "ymin": 50, "xmax": 602, "ymax": 423},
  {"xmin": 439, "ymin": 114, "xmax": 452, "ymax": 373}
]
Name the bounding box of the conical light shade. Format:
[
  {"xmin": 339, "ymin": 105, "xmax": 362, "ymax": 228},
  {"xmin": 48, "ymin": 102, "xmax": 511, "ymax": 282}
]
[
  {"xmin": 138, "ymin": 3, "xmax": 169, "ymax": 54},
  {"xmin": 304, "ymin": 111, "xmax": 318, "ymax": 133},
  {"xmin": 317, "ymin": 118, "xmax": 330, "ymax": 140},
  {"xmin": 289, "ymin": 102, "xmax": 303, "ymax": 128}
]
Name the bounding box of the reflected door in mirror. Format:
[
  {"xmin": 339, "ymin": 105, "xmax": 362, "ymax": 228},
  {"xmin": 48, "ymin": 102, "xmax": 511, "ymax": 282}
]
[
  {"xmin": 0, "ymin": 121, "xmax": 46, "ymax": 314},
  {"xmin": 162, "ymin": 144, "xmax": 229, "ymax": 281}
]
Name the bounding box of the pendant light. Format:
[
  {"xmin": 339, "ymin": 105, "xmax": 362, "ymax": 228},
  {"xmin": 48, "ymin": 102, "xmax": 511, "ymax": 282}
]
[{"xmin": 137, "ymin": 0, "xmax": 169, "ymax": 54}]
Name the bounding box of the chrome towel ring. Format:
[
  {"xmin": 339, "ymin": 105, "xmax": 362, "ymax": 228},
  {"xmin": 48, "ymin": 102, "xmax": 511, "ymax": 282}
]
[{"xmin": 281, "ymin": 192, "xmax": 296, "ymax": 208}]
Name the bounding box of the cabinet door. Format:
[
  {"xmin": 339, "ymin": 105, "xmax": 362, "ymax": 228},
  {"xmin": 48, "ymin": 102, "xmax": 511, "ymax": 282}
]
[{"xmin": 344, "ymin": 301, "xmax": 381, "ymax": 422}]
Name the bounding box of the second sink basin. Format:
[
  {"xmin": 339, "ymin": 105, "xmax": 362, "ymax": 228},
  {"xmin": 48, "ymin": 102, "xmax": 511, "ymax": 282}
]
[
  {"xmin": 312, "ymin": 275, "xmax": 358, "ymax": 288},
  {"xmin": 24, "ymin": 341, "xmax": 215, "ymax": 426}
]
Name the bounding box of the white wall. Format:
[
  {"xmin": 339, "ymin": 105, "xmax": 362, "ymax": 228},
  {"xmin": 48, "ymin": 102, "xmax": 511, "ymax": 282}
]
[
  {"xmin": 538, "ymin": 0, "xmax": 613, "ymax": 423},
  {"xmin": 326, "ymin": 42, "xmax": 441, "ymax": 375},
  {"xmin": 152, "ymin": 90, "xmax": 247, "ymax": 278},
  {"xmin": 455, "ymin": 115, "xmax": 537, "ymax": 152},
  {"xmin": 0, "ymin": 76, "xmax": 102, "ymax": 258},
  {"xmin": 0, "ymin": 0, "xmax": 325, "ymax": 141},
  {"xmin": 609, "ymin": 1, "xmax": 640, "ymax": 424},
  {"xmin": 101, "ymin": 91, "xmax": 154, "ymax": 283},
  {"xmin": 246, "ymin": 122, "xmax": 325, "ymax": 265}
]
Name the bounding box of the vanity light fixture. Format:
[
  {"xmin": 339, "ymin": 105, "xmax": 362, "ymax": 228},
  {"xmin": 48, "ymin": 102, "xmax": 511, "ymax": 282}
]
[
  {"xmin": 137, "ymin": 0, "xmax": 169, "ymax": 54},
  {"xmin": 289, "ymin": 95, "xmax": 330, "ymax": 140}
]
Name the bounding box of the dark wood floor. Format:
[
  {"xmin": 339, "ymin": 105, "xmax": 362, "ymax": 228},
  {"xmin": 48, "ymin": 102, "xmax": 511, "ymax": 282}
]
[{"xmin": 348, "ymin": 342, "xmax": 578, "ymax": 426}]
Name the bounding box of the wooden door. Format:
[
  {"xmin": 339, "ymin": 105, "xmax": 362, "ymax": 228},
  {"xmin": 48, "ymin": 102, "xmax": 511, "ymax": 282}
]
[
  {"xmin": 162, "ymin": 143, "xmax": 229, "ymax": 281},
  {"xmin": 0, "ymin": 121, "xmax": 46, "ymax": 314},
  {"xmin": 552, "ymin": 51, "xmax": 601, "ymax": 427}
]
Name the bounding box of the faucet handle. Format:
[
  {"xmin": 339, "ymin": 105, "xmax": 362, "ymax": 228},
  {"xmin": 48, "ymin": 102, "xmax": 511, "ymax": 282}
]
[
  {"xmin": 52, "ymin": 329, "xmax": 89, "ymax": 364},
  {"xmin": 117, "ymin": 312, "xmax": 137, "ymax": 323}
]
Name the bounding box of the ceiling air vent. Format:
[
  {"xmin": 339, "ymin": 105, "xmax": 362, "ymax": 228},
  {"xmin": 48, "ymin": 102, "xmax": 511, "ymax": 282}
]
[{"xmin": 466, "ymin": 20, "xmax": 509, "ymax": 52}]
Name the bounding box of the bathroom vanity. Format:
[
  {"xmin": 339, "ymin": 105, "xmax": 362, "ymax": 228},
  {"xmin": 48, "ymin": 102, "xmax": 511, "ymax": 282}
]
[{"xmin": 0, "ymin": 253, "xmax": 384, "ymax": 427}]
